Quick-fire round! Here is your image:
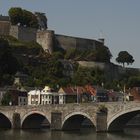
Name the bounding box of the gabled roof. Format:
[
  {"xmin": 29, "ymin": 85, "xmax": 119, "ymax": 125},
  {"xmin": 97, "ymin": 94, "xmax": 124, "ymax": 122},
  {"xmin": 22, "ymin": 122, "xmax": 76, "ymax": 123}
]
[
  {"xmin": 85, "ymin": 85, "xmax": 96, "ymax": 96},
  {"xmin": 58, "ymin": 86, "xmax": 85, "ymax": 95}
]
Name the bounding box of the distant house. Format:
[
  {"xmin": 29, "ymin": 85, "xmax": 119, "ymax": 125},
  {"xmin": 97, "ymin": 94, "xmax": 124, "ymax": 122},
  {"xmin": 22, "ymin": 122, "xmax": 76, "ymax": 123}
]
[
  {"xmin": 28, "ymin": 86, "xmax": 66, "ymax": 105},
  {"xmin": 58, "ymin": 86, "xmax": 88, "ymax": 103},
  {"xmin": 41, "ymin": 86, "xmax": 52, "ymax": 105},
  {"xmin": 130, "ymin": 87, "xmax": 140, "ymax": 101},
  {"xmin": 28, "ymin": 89, "xmax": 41, "ymax": 105},
  {"xmin": 17, "ymin": 91, "xmax": 28, "ymax": 105},
  {"xmin": 85, "ymin": 85, "xmax": 108, "ymax": 102},
  {"xmin": 0, "ymin": 86, "xmax": 28, "ymax": 105},
  {"xmin": 108, "ymin": 90, "xmax": 124, "ymax": 102},
  {"xmin": 40, "ymin": 86, "xmax": 66, "ymax": 105},
  {"xmin": 14, "ymin": 72, "xmax": 28, "ymax": 86},
  {"xmin": 58, "ymin": 87, "xmax": 77, "ymax": 103},
  {"xmin": 8, "ymin": 89, "xmax": 27, "ymax": 106}
]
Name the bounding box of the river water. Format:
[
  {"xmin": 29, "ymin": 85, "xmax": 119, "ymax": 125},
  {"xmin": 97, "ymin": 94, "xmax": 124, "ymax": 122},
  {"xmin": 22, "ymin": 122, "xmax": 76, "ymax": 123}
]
[{"xmin": 1, "ymin": 128, "xmax": 140, "ymax": 140}]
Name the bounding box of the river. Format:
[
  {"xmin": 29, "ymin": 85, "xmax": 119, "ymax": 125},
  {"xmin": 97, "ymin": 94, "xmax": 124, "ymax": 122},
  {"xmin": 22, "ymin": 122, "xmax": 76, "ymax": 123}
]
[{"xmin": 0, "ymin": 128, "xmax": 140, "ymax": 140}]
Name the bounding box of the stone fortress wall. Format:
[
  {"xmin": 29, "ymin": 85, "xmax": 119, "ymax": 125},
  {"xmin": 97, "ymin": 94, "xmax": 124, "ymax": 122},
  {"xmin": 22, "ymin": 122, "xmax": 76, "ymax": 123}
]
[
  {"xmin": 0, "ymin": 15, "xmax": 139, "ymax": 80},
  {"xmin": 0, "ymin": 15, "xmax": 10, "ymax": 35},
  {"xmin": 10, "ymin": 25, "xmax": 37, "ymax": 42},
  {"xmin": 36, "ymin": 30, "xmax": 54, "ymax": 53},
  {"xmin": 0, "ymin": 15, "xmax": 105, "ymax": 54},
  {"xmin": 54, "ymin": 34, "xmax": 105, "ymax": 52}
]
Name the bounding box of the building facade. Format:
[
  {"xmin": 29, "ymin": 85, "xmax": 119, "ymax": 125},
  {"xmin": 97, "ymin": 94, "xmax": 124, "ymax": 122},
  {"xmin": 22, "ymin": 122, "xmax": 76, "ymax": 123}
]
[
  {"xmin": 28, "ymin": 90, "xmax": 41, "ymax": 105},
  {"xmin": 27, "ymin": 86, "xmax": 66, "ymax": 105}
]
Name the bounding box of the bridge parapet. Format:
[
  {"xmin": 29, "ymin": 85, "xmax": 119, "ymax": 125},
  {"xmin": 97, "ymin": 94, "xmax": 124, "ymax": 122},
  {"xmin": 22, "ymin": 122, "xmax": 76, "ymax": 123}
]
[{"xmin": 0, "ymin": 102, "xmax": 140, "ymax": 131}]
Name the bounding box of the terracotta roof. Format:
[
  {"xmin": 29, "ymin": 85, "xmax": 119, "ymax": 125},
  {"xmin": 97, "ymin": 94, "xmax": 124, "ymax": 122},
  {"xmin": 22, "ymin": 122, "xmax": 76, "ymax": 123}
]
[
  {"xmin": 85, "ymin": 85, "xmax": 96, "ymax": 96},
  {"xmin": 61, "ymin": 87, "xmax": 75, "ymax": 94},
  {"xmin": 60, "ymin": 86, "xmax": 86, "ymax": 95}
]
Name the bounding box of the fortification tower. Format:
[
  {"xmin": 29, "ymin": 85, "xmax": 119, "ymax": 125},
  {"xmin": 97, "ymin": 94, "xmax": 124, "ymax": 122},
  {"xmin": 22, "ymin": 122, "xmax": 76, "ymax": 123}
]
[{"xmin": 36, "ymin": 30, "xmax": 54, "ymax": 54}]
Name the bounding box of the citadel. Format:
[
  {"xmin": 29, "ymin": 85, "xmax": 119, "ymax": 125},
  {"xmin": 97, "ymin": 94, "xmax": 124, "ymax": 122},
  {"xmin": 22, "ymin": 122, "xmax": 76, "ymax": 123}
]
[
  {"xmin": 0, "ymin": 13, "xmax": 105, "ymax": 54},
  {"xmin": 0, "ymin": 12, "xmax": 139, "ymax": 81}
]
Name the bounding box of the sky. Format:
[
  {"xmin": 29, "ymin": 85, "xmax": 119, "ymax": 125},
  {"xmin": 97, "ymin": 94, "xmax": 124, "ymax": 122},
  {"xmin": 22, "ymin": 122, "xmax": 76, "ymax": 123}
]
[{"xmin": 0, "ymin": 0, "xmax": 140, "ymax": 68}]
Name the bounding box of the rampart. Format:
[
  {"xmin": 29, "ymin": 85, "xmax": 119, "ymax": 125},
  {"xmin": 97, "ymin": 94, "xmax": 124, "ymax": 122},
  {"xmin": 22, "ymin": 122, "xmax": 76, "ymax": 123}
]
[
  {"xmin": 0, "ymin": 15, "xmax": 106, "ymax": 53},
  {"xmin": 55, "ymin": 34, "xmax": 104, "ymax": 51},
  {"xmin": 37, "ymin": 30, "xmax": 54, "ymax": 53},
  {"xmin": 0, "ymin": 16, "xmax": 10, "ymax": 35},
  {"xmin": 10, "ymin": 25, "xmax": 37, "ymax": 42}
]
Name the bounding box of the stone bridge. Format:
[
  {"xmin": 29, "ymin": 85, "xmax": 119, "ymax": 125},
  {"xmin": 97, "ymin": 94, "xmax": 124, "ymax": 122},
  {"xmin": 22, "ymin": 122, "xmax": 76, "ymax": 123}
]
[{"xmin": 0, "ymin": 101, "xmax": 140, "ymax": 132}]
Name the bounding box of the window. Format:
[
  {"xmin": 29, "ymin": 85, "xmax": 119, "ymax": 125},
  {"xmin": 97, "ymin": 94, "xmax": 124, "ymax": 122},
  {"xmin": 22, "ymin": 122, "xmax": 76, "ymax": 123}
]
[{"xmin": 20, "ymin": 98, "xmax": 22, "ymax": 102}]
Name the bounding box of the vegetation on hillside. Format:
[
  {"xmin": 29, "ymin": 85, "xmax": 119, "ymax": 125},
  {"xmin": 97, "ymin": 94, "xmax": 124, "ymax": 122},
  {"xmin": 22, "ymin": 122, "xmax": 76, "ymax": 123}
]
[
  {"xmin": 0, "ymin": 35, "xmax": 139, "ymax": 90},
  {"xmin": 64, "ymin": 46, "xmax": 112, "ymax": 62},
  {"xmin": 0, "ymin": 38, "xmax": 20, "ymax": 86},
  {"xmin": 0, "ymin": 7, "xmax": 139, "ymax": 90}
]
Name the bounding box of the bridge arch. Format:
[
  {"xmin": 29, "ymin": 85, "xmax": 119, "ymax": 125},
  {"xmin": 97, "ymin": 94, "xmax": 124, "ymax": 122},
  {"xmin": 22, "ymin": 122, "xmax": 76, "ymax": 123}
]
[
  {"xmin": 21, "ymin": 111, "xmax": 50, "ymax": 129},
  {"xmin": 108, "ymin": 107, "xmax": 140, "ymax": 131},
  {"xmin": 0, "ymin": 112, "xmax": 12, "ymax": 128},
  {"xmin": 62, "ymin": 112, "xmax": 95, "ymax": 130}
]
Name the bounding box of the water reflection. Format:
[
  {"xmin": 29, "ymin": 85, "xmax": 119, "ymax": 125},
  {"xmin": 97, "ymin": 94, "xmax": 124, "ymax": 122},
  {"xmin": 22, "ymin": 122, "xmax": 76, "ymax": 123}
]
[{"xmin": 0, "ymin": 128, "xmax": 140, "ymax": 140}]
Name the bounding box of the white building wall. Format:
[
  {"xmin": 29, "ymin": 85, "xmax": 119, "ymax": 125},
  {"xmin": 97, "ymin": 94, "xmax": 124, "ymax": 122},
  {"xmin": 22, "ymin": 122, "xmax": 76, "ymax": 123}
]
[{"xmin": 28, "ymin": 90, "xmax": 41, "ymax": 105}]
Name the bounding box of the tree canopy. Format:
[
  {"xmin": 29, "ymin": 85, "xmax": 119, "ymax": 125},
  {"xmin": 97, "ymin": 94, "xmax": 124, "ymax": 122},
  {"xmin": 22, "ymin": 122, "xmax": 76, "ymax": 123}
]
[
  {"xmin": 116, "ymin": 51, "xmax": 134, "ymax": 67},
  {"xmin": 9, "ymin": 7, "xmax": 38, "ymax": 28}
]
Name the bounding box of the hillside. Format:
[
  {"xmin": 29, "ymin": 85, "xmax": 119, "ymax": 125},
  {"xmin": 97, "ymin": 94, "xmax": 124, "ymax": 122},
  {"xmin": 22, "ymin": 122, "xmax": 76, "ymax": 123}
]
[{"xmin": 0, "ymin": 35, "xmax": 140, "ymax": 90}]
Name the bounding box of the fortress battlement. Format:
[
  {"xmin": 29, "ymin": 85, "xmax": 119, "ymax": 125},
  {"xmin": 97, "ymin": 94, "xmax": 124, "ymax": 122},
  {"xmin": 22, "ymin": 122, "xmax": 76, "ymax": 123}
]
[{"xmin": 0, "ymin": 15, "xmax": 106, "ymax": 54}]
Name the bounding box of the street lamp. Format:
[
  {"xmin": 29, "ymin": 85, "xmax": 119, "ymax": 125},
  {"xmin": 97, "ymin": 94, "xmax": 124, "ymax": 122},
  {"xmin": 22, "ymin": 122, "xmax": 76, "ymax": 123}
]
[{"xmin": 123, "ymin": 84, "xmax": 126, "ymax": 102}]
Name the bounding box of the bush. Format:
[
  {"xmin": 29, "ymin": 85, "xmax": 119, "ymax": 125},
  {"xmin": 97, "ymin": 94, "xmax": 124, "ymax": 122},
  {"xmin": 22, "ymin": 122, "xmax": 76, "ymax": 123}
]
[{"xmin": 98, "ymin": 105, "xmax": 108, "ymax": 113}]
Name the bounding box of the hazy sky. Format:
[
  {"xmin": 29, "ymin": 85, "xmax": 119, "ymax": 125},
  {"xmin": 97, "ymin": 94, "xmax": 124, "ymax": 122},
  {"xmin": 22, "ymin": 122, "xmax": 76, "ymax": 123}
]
[{"xmin": 1, "ymin": 0, "xmax": 140, "ymax": 68}]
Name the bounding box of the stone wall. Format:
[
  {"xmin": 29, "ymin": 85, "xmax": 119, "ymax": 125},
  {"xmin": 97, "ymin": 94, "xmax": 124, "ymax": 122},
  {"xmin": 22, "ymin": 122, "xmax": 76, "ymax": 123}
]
[
  {"xmin": 0, "ymin": 21, "xmax": 10, "ymax": 35},
  {"xmin": 36, "ymin": 30, "xmax": 54, "ymax": 53},
  {"xmin": 78, "ymin": 61, "xmax": 126, "ymax": 81},
  {"xmin": 10, "ymin": 25, "xmax": 37, "ymax": 42},
  {"xmin": 55, "ymin": 34, "xmax": 104, "ymax": 51}
]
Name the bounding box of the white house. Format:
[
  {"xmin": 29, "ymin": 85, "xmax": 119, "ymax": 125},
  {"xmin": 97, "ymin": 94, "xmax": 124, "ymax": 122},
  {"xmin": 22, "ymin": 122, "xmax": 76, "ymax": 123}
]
[
  {"xmin": 41, "ymin": 86, "xmax": 53, "ymax": 105},
  {"xmin": 40, "ymin": 86, "xmax": 66, "ymax": 104},
  {"xmin": 28, "ymin": 89, "xmax": 41, "ymax": 105},
  {"xmin": 28, "ymin": 86, "xmax": 66, "ymax": 105}
]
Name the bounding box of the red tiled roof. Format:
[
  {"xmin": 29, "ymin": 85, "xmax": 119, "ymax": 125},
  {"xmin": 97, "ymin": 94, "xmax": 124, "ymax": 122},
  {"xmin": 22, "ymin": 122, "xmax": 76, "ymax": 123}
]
[
  {"xmin": 60, "ymin": 86, "xmax": 86, "ymax": 95},
  {"xmin": 85, "ymin": 85, "xmax": 96, "ymax": 96}
]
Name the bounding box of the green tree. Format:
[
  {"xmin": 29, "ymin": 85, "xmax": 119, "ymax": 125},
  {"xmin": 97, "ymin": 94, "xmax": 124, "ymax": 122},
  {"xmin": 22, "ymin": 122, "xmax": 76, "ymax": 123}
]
[
  {"xmin": 65, "ymin": 46, "xmax": 112, "ymax": 62},
  {"xmin": 116, "ymin": 51, "xmax": 134, "ymax": 67},
  {"xmin": 95, "ymin": 46, "xmax": 112, "ymax": 62},
  {"xmin": 22, "ymin": 9, "xmax": 38, "ymax": 28},
  {"xmin": 127, "ymin": 76, "xmax": 140, "ymax": 87},
  {"xmin": 1, "ymin": 91, "xmax": 12, "ymax": 106},
  {"xmin": 9, "ymin": 7, "xmax": 38, "ymax": 28},
  {"xmin": 65, "ymin": 48, "xmax": 77, "ymax": 60},
  {"xmin": 0, "ymin": 39, "xmax": 20, "ymax": 75},
  {"xmin": 8, "ymin": 7, "xmax": 23, "ymax": 25},
  {"xmin": 0, "ymin": 38, "xmax": 20, "ymax": 86},
  {"xmin": 71, "ymin": 67, "xmax": 105, "ymax": 86}
]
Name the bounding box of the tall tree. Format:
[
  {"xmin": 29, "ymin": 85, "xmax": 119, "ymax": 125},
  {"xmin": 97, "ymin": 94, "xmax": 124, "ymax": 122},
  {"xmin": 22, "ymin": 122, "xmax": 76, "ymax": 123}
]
[
  {"xmin": 116, "ymin": 51, "xmax": 134, "ymax": 67},
  {"xmin": 9, "ymin": 7, "xmax": 38, "ymax": 28},
  {"xmin": 8, "ymin": 7, "xmax": 23, "ymax": 25}
]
